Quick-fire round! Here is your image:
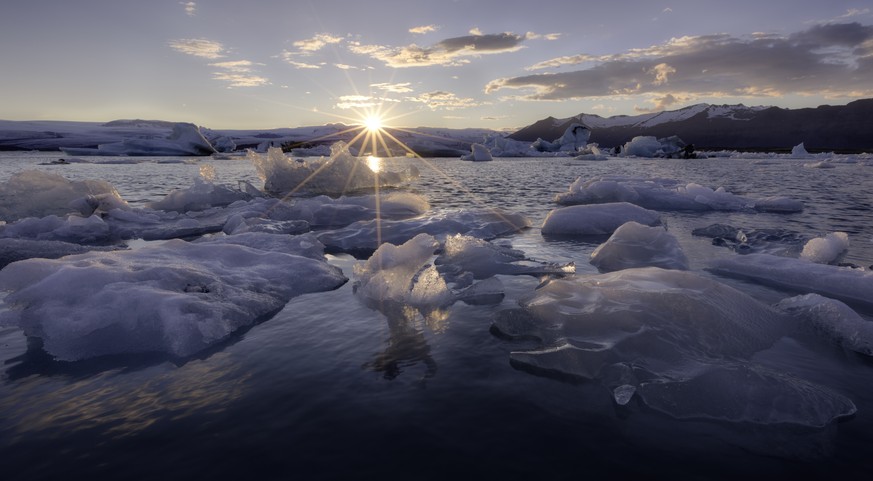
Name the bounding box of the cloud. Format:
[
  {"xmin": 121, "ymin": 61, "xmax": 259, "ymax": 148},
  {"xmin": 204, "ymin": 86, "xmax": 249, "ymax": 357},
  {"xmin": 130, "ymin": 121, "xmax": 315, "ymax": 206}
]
[
  {"xmin": 525, "ymin": 32, "xmax": 562, "ymax": 41},
  {"xmin": 279, "ymin": 50, "xmax": 324, "ymax": 69},
  {"xmin": 209, "ymin": 60, "xmax": 269, "ymax": 88},
  {"xmin": 334, "ymin": 63, "xmax": 357, "ymax": 70},
  {"xmin": 335, "ymin": 95, "xmax": 399, "ymax": 110},
  {"xmin": 633, "ymin": 93, "xmax": 691, "ymax": 112},
  {"xmin": 371, "ymin": 82, "xmax": 414, "ymax": 93},
  {"xmin": 349, "ymin": 31, "xmax": 528, "ymax": 68},
  {"xmin": 168, "ymin": 38, "xmax": 224, "ymax": 59},
  {"xmin": 409, "ymin": 25, "xmax": 439, "ymax": 34},
  {"xmin": 180, "ymin": 1, "xmax": 196, "ymax": 16},
  {"xmin": 293, "ymin": 33, "xmax": 344, "ymax": 52},
  {"xmin": 663, "ymin": 7, "xmax": 673, "ymax": 14},
  {"xmin": 406, "ymin": 90, "xmax": 484, "ymax": 110},
  {"xmin": 486, "ymin": 23, "xmax": 873, "ymax": 102}
]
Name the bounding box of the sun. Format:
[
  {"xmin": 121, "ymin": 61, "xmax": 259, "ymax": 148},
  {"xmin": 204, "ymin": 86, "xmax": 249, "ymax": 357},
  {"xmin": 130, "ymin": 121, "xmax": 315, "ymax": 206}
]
[{"xmin": 364, "ymin": 114, "xmax": 383, "ymax": 132}]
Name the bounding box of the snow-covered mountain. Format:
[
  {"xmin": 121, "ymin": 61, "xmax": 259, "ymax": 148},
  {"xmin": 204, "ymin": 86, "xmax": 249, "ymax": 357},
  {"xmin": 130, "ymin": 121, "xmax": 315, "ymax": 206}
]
[{"xmin": 510, "ymin": 100, "xmax": 873, "ymax": 152}]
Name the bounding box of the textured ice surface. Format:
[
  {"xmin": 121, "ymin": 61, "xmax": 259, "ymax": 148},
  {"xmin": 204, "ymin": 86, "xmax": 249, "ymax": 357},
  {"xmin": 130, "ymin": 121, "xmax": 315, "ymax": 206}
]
[
  {"xmin": 493, "ymin": 267, "xmax": 855, "ymax": 426},
  {"xmin": 0, "ymin": 170, "xmax": 128, "ymax": 222},
  {"xmin": 148, "ymin": 177, "xmax": 253, "ymax": 212},
  {"xmin": 710, "ymin": 253, "xmax": 873, "ymax": 311},
  {"xmin": 590, "ymin": 221, "xmax": 688, "ymax": 272},
  {"xmin": 318, "ymin": 208, "xmax": 531, "ymax": 255},
  {"xmin": 248, "ymin": 143, "xmax": 419, "ymax": 196},
  {"xmin": 777, "ymin": 293, "xmax": 873, "ymax": 356},
  {"xmin": 554, "ymin": 176, "xmax": 803, "ymax": 213},
  {"xmin": 0, "ymin": 238, "xmax": 122, "ymax": 269},
  {"xmin": 0, "ymin": 237, "xmax": 347, "ymax": 360},
  {"xmin": 0, "ymin": 214, "xmax": 112, "ymax": 244},
  {"xmin": 436, "ymin": 234, "xmax": 574, "ymax": 280},
  {"xmin": 800, "ymin": 232, "xmax": 849, "ymax": 264},
  {"xmin": 541, "ymin": 202, "xmax": 661, "ymax": 236},
  {"xmin": 692, "ymin": 223, "xmax": 806, "ymax": 256},
  {"xmin": 194, "ymin": 232, "xmax": 327, "ymax": 260},
  {"xmin": 284, "ymin": 192, "xmax": 429, "ymax": 227}
]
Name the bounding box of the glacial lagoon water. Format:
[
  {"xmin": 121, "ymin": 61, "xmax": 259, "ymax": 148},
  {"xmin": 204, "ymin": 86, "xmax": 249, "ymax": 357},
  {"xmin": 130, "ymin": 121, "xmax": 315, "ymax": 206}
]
[{"xmin": 1, "ymin": 150, "xmax": 873, "ymax": 480}]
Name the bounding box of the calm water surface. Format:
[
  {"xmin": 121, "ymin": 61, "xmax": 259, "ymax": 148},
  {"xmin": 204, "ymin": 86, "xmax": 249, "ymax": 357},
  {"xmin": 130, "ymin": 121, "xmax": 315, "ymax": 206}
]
[{"xmin": 1, "ymin": 151, "xmax": 872, "ymax": 480}]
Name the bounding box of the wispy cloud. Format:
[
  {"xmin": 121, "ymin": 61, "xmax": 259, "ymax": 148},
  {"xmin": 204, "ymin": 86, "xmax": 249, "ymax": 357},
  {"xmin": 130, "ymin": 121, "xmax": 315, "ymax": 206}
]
[
  {"xmin": 168, "ymin": 38, "xmax": 224, "ymax": 59},
  {"xmin": 406, "ymin": 90, "xmax": 484, "ymax": 110},
  {"xmin": 371, "ymin": 82, "xmax": 414, "ymax": 93},
  {"xmin": 409, "ymin": 25, "xmax": 439, "ymax": 34},
  {"xmin": 349, "ymin": 31, "xmax": 528, "ymax": 68},
  {"xmin": 486, "ymin": 23, "xmax": 873, "ymax": 103},
  {"xmin": 335, "ymin": 94, "xmax": 399, "ymax": 109},
  {"xmin": 293, "ymin": 33, "xmax": 344, "ymax": 52},
  {"xmin": 180, "ymin": 1, "xmax": 196, "ymax": 16},
  {"xmin": 209, "ymin": 60, "xmax": 269, "ymax": 88}
]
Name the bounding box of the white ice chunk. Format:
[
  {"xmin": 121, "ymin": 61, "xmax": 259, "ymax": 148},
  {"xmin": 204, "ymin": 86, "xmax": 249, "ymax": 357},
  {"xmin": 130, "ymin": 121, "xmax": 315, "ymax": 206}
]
[
  {"xmin": 800, "ymin": 232, "xmax": 849, "ymax": 264},
  {"xmin": 0, "ymin": 170, "xmax": 128, "ymax": 222},
  {"xmin": 436, "ymin": 234, "xmax": 574, "ymax": 279},
  {"xmin": 248, "ymin": 143, "xmax": 419, "ymax": 196},
  {"xmin": 148, "ymin": 177, "xmax": 252, "ymax": 212},
  {"xmin": 461, "ymin": 143, "xmax": 493, "ymax": 161},
  {"xmin": 710, "ymin": 253, "xmax": 873, "ymax": 311},
  {"xmin": 777, "ymin": 293, "xmax": 873, "ymax": 356},
  {"xmin": 353, "ymin": 233, "xmax": 452, "ymax": 308},
  {"xmin": 318, "ymin": 208, "xmax": 531, "ymax": 254},
  {"xmin": 541, "ymin": 202, "xmax": 661, "ymax": 236},
  {"xmin": 791, "ymin": 142, "xmax": 810, "ymax": 158},
  {"xmin": 590, "ymin": 221, "xmax": 688, "ymax": 272},
  {"xmin": 0, "ymin": 238, "xmax": 347, "ymax": 360}
]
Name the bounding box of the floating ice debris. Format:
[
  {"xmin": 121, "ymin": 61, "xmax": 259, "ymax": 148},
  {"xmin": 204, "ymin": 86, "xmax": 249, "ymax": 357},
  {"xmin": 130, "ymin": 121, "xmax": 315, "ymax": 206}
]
[
  {"xmin": 0, "ymin": 214, "xmax": 112, "ymax": 244},
  {"xmin": 0, "ymin": 238, "xmax": 347, "ymax": 361},
  {"xmin": 435, "ymin": 234, "xmax": 574, "ymax": 280},
  {"xmin": 353, "ymin": 233, "xmax": 453, "ymax": 310},
  {"xmin": 710, "ymin": 253, "xmax": 873, "ymax": 311},
  {"xmin": 777, "ymin": 294, "xmax": 873, "ymax": 356},
  {"xmin": 318, "ymin": 208, "xmax": 531, "ymax": 255},
  {"xmin": 554, "ymin": 176, "xmax": 803, "ymax": 213},
  {"xmin": 540, "ymin": 202, "xmax": 661, "ymax": 236},
  {"xmin": 800, "ymin": 232, "xmax": 849, "ymax": 264},
  {"xmin": 692, "ymin": 223, "xmax": 806, "ymax": 256},
  {"xmin": 461, "ymin": 143, "xmax": 493, "ymax": 161},
  {"xmin": 148, "ymin": 177, "xmax": 252, "ymax": 212},
  {"xmin": 61, "ymin": 122, "xmax": 216, "ymax": 156},
  {"xmin": 248, "ymin": 143, "xmax": 419, "ymax": 196},
  {"xmin": 285, "ymin": 192, "xmax": 430, "ymax": 227},
  {"xmin": 590, "ymin": 221, "xmax": 688, "ymax": 272},
  {"xmin": 791, "ymin": 142, "xmax": 810, "ymax": 159},
  {"xmin": 0, "ymin": 238, "xmax": 123, "ymax": 269},
  {"xmin": 493, "ymin": 267, "xmax": 855, "ymax": 426},
  {"xmin": 0, "ymin": 170, "xmax": 128, "ymax": 222}
]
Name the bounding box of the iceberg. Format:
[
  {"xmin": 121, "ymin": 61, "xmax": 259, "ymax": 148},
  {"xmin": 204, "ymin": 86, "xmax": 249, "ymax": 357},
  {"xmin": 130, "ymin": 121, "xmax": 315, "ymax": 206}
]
[
  {"xmin": 710, "ymin": 253, "xmax": 873, "ymax": 311},
  {"xmin": 533, "ymin": 123, "xmax": 590, "ymax": 153},
  {"xmin": 589, "ymin": 221, "xmax": 688, "ymax": 272},
  {"xmin": 800, "ymin": 232, "xmax": 849, "ymax": 264},
  {"xmin": 435, "ymin": 234, "xmax": 575, "ymax": 281},
  {"xmin": 0, "ymin": 170, "xmax": 128, "ymax": 222},
  {"xmin": 460, "ymin": 143, "xmax": 493, "ymax": 161},
  {"xmin": 248, "ymin": 143, "xmax": 419, "ymax": 196},
  {"xmin": 791, "ymin": 142, "xmax": 810, "ymax": 158},
  {"xmin": 777, "ymin": 294, "xmax": 873, "ymax": 356},
  {"xmin": 492, "ymin": 267, "xmax": 856, "ymax": 427},
  {"xmin": 540, "ymin": 202, "xmax": 661, "ymax": 236},
  {"xmin": 317, "ymin": 208, "xmax": 531, "ymax": 255},
  {"xmin": 0, "ymin": 237, "xmax": 347, "ymax": 360},
  {"xmin": 61, "ymin": 122, "xmax": 217, "ymax": 156},
  {"xmin": 620, "ymin": 135, "xmax": 689, "ymax": 158},
  {"xmin": 554, "ymin": 176, "xmax": 803, "ymax": 213}
]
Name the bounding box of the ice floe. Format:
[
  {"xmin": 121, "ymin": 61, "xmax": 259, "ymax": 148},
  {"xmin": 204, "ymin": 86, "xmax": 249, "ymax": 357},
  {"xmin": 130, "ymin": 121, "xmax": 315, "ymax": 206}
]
[
  {"xmin": 0, "ymin": 170, "xmax": 128, "ymax": 222},
  {"xmin": 0, "ymin": 237, "xmax": 347, "ymax": 360},
  {"xmin": 492, "ymin": 267, "xmax": 856, "ymax": 427},
  {"xmin": 589, "ymin": 221, "xmax": 688, "ymax": 272},
  {"xmin": 554, "ymin": 176, "xmax": 803, "ymax": 213},
  {"xmin": 248, "ymin": 143, "xmax": 419, "ymax": 196},
  {"xmin": 541, "ymin": 202, "xmax": 661, "ymax": 236}
]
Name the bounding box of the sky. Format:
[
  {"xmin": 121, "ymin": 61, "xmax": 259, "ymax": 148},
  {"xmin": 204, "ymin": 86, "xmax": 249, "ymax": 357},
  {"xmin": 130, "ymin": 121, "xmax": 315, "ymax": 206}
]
[{"xmin": 1, "ymin": 0, "xmax": 872, "ymax": 130}]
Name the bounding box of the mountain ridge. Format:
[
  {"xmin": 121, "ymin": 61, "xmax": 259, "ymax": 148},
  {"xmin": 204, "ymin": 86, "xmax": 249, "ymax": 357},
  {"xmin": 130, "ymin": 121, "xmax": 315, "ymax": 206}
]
[{"xmin": 508, "ymin": 99, "xmax": 873, "ymax": 152}]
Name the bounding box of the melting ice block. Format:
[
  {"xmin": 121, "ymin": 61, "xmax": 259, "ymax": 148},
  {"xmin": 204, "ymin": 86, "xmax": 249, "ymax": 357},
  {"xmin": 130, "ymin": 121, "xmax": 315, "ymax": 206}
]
[
  {"xmin": 284, "ymin": 192, "xmax": 430, "ymax": 227},
  {"xmin": 540, "ymin": 202, "xmax": 661, "ymax": 236},
  {"xmin": 435, "ymin": 234, "xmax": 574, "ymax": 280},
  {"xmin": 318, "ymin": 208, "xmax": 531, "ymax": 255},
  {"xmin": 0, "ymin": 238, "xmax": 347, "ymax": 360},
  {"xmin": 0, "ymin": 170, "xmax": 128, "ymax": 222},
  {"xmin": 0, "ymin": 214, "xmax": 112, "ymax": 244},
  {"xmin": 710, "ymin": 253, "xmax": 873, "ymax": 311},
  {"xmin": 589, "ymin": 221, "xmax": 688, "ymax": 272},
  {"xmin": 0, "ymin": 238, "xmax": 122, "ymax": 269},
  {"xmin": 492, "ymin": 267, "xmax": 856, "ymax": 426},
  {"xmin": 554, "ymin": 176, "xmax": 803, "ymax": 213},
  {"xmin": 148, "ymin": 177, "xmax": 253, "ymax": 212},
  {"xmin": 248, "ymin": 143, "xmax": 419, "ymax": 196},
  {"xmin": 800, "ymin": 232, "xmax": 849, "ymax": 264},
  {"xmin": 777, "ymin": 293, "xmax": 873, "ymax": 356}
]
